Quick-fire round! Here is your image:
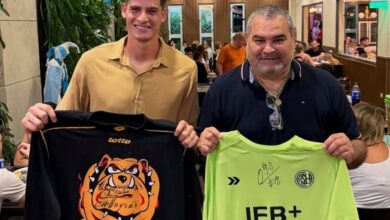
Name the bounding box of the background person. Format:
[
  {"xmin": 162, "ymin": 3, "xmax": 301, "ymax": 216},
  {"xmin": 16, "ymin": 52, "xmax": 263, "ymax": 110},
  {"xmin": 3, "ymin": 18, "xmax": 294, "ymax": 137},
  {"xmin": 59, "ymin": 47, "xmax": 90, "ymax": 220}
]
[
  {"xmin": 13, "ymin": 132, "xmax": 31, "ymax": 169},
  {"xmin": 193, "ymin": 51, "xmax": 208, "ymax": 84},
  {"xmin": 22, "ymin": 0, "xmax": 198, "ymax": 149},
  {"xmin": 168, "ymin": 39, "xmax": 176, "ymax": 49},
  {"xmin": 305, "ymin": 39, "xmax": 325, "ymax": 61},
  {"xmin": 203, "ymin": 40, "xmax": 214, "ymax": 67},
  {"xmin": 345, "ymin": 37, "xmax": 358, "ymax": 56},
  {"xmin": 184, "ymin": 47, "xmax": 194, "ymax": 59},
  {"xmin": 216, "ymin": 32, "xmax": 246, "ymax": 75},
  {"xmin": 357, "ymin": 36, "xmax": 376, "ymax": 60},
  {"xmin": 349, "ymin": 102, "xmax": 390, "ymax": 220},
  {"xmin": 0, "ymin": 134, "xmax": 26, "ymax": 209},
  {"xmin": 197, "ymin": 44, "xmax": 211, "ymax": 73},
  {"xmin": 181, "ymin": 40, "xmax": 188, "ymax": 52},
  {"xmin": 197, "ymin": 5, "xmax": 366, "ymax": 169},
  {"xmin": 294, "ymin": 42, "xmax": 314, "ymax": 66}
]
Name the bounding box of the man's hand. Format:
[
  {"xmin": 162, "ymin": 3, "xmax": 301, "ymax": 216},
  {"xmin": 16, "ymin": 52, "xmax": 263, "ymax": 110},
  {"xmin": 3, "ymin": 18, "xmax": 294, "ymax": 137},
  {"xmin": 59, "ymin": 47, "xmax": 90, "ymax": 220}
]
[
  {"xmin": 197, "ymin": 127, "xmax": 222, "ymax": 156},
  {"xmin": 21, "ymin": 103, "xmax": 57, "ymax": 132},
  {"xmin": 17, "ymin": 143, "xmax": 30, "ymax": 158},
  {"xmin": 174, "ymin": 120, "xmax": 198, "ymax": 149},
  {"xmin": 324, "ymin": 133, "xmax": 366, "ymax": 168}
]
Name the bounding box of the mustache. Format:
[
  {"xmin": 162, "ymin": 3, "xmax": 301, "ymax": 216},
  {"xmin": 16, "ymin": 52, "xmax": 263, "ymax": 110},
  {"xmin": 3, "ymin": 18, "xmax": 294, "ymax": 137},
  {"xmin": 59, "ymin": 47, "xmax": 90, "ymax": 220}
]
[{"xmin": 257, "ymin": 55, "xmax": 279, "ymax": 59}]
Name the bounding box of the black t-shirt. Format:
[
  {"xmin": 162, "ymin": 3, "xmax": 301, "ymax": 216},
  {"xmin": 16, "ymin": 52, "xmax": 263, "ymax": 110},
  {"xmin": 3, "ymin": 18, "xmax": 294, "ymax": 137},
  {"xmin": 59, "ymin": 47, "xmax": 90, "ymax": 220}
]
[
  {"xmin": 305, "ymin": 47, "xmax": 325, "ymax": 57},
  {"xmin": 25, "ymin": 111, "xmax": 202, "ymax": 220}
]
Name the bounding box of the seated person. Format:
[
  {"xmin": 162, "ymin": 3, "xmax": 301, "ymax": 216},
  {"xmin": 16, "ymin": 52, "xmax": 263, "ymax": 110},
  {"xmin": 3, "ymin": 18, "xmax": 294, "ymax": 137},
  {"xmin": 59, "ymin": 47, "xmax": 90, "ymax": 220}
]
[
  {"xmin": 13, "ymin": 132, "xmax": 31, "ymax": 169},
  {"xmin": 294, "ymin": 43, "xmax": 314, "ymax": 66},
  {"xmin": 349, "ymin": 102, "xmax": 390, "ymax": 220},
  {"xmin": 323, "ymin": 53, "xmax": 341, "ymax": 65},
  {"xmin": 346, "ymin": 38, "xmax": 358, "ymax": 56},
  {"xmin": 356, "ymin": 37, "xmax": 368, "ymax": 58},
  {"xmin": 305, "ymin": 39, "xmax": 325, "ymax": 61},
  {"xmin": 0, "ymin": 134, "xmax": 26, "ymax": 208},
  {"xmin": 357, "ymin": 37, "xmax": 376, "ymax": 60}
]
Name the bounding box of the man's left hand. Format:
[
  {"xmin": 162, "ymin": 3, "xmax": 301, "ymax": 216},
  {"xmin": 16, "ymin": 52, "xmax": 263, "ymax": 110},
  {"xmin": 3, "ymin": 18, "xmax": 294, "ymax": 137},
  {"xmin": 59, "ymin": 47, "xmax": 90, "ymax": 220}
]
[{"xmin": 174, "ymin": 120, "xmax": 199, "ymax": 149}]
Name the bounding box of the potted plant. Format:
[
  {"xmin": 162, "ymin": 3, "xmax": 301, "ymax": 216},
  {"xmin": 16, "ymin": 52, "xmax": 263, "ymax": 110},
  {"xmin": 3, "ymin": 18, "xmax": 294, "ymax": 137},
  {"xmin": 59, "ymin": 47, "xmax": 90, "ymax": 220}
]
[
  {"xmin": 40, "ymin": 0, "xmax": 113, "ymax": 77},
  {"xmin": 0, "ymin": 101, "xmax": 16, "ymax": 166}
]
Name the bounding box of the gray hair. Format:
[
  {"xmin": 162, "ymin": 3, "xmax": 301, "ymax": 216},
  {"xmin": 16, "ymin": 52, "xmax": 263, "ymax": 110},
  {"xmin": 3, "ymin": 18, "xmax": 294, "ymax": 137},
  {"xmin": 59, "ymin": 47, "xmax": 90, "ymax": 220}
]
[
  {"xmin": 124, "ymin": 0, "xmax": 167, "ymax": 8},
  {"xmin": 246, "ymin": 5, "xmax": 295, "ymax": 35}
]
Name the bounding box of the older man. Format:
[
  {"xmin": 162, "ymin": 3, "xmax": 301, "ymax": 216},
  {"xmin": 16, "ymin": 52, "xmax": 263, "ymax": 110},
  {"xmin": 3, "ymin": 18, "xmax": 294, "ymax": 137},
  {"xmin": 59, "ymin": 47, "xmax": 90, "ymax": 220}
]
[{"xmin": 197, "ymin": 5, "xmax": 366, "ymax": 168}]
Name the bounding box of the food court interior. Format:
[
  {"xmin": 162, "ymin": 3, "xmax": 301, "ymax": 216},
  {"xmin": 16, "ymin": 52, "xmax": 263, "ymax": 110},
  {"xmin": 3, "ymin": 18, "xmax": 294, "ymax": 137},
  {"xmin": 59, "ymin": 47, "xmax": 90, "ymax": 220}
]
[
  {"xmin": 1, "ymin": 0, "xmax": 390, "ymax": 142},
  {"xmin": 1, "ymin": 0, "xmax": 390, "ymax": 218}
]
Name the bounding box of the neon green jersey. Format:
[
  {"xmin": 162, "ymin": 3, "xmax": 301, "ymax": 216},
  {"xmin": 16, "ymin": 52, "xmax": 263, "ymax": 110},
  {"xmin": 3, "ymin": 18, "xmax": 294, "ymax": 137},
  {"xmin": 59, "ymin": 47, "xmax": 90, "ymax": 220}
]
[{"xmin": 203, "ymin": 131, "xmax": 358, "ymax": 220}]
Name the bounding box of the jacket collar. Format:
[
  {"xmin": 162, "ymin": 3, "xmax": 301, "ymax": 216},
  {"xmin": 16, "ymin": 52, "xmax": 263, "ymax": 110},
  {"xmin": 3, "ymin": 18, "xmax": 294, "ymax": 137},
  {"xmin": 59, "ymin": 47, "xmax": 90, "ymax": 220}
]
[{"xmin": 240, "ymin": 59, "xmax": 302, "ymax": 83}]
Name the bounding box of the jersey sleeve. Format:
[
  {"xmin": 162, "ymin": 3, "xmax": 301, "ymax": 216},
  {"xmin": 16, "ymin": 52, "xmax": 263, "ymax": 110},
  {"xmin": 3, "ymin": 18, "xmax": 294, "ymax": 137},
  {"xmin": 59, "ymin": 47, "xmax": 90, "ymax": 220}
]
[
  {"xmin": 203, "ymin": 149, "xmax": 218, "ymax": 220},
  {"xmin": 327, "ymin": 160, "xmax": 359, "ymax": 219}
]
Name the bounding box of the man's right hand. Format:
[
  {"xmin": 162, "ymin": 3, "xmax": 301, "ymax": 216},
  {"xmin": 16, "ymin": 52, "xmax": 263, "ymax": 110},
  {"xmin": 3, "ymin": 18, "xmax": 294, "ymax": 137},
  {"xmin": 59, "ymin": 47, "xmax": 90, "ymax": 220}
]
[
  {"xmin": 196, "ymin": 127, "xmax": 222, "ymax": 156},
  {"xmin": 21, "ymin": 103, "xmax": 57, "ymax": 132}
]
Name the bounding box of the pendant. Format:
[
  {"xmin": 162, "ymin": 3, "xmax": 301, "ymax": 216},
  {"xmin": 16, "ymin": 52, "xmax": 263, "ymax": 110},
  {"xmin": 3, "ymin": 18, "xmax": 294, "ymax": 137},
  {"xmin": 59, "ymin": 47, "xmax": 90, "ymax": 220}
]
[{"xmin": 274, "ymin": 98, "xmax": 282, "ymax": 107}]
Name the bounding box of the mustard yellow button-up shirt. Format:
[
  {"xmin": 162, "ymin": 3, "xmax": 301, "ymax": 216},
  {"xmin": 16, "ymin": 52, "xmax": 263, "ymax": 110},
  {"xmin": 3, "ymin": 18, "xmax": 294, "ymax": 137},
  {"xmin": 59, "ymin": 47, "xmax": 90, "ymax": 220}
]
[{"xmin": 57, "ymin": 37, "xmax": 199, "ymax": 125}]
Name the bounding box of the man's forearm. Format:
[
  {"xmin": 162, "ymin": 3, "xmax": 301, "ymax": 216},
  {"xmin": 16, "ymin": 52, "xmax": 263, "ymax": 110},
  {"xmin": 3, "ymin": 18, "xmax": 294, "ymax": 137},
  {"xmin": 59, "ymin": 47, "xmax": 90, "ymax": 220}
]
[
  {"xmin": 347, "ymin": 139, "xmax": 367, "ymax": 169},
  {"xmin": 216, "ymin": 63, "xmax": 223, "ymax": 76}
]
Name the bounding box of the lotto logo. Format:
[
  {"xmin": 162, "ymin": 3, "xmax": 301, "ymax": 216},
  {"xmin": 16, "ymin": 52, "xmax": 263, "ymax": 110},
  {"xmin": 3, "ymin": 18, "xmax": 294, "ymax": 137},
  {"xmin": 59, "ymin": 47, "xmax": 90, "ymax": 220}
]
[{"xmin": 245, "ymin": 206, "xmax": 302, "ymax": 220}]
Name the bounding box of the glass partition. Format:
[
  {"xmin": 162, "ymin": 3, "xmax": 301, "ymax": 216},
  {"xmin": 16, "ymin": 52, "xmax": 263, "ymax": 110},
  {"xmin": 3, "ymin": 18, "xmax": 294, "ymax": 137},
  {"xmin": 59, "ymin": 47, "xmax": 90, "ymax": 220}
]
[{"xmin": 338, "ymin": 0, "xmax": 378, "ymax": 62}]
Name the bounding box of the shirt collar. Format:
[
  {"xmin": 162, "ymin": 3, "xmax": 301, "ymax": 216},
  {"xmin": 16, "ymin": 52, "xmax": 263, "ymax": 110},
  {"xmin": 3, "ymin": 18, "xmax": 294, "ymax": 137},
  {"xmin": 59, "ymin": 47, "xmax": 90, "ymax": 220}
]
[
  {"xmin": 107, "ymin": 36, "xmax": 170, "ymax": 68},
  {"xmin": 241, "ymin": 59, "xmax": 302, "ymax": 84},
  {"xmin": 107, "ymin": 37, "xmax": 126, "ymax": 60}
]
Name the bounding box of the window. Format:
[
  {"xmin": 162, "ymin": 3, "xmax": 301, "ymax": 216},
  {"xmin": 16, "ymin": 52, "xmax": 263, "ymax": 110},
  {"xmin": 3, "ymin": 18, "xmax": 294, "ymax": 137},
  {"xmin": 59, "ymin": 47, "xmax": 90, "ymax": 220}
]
[
  {"xmin": 199, "ymin": 4, "xmax": 214, "ymax": 50},
  {"xmin": 168, "ymin": 5, "xmax": 183, "ymax": 51},
  {"xmin": 338, "ymin": 0, "xmax": 378, "ymax": 62},
  {"xmin": 230, "ymin": 4, "xmax": 245, "ymax": 39}
]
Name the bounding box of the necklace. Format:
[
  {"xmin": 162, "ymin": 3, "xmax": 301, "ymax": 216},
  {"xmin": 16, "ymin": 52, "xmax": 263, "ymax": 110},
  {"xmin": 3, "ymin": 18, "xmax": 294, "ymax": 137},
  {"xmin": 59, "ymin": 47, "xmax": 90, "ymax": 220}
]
[{"xmin": 257, "ymin": 76, "xmax": 289, "ymax": 107}]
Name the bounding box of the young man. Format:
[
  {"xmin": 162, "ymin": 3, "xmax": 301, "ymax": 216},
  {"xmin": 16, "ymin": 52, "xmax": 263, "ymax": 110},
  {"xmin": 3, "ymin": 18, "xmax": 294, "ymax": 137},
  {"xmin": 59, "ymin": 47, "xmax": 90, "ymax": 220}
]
[
  {"xmin": 305, "ymin": 39, "xmax": 325, "ymax": 61},
  {"xmin": 22, "ymin": 0, "xmax": 198, "ymax": 148},
  {"xmin": 197, "ymin": 5, "xmax": 366, "ymax": 169}
]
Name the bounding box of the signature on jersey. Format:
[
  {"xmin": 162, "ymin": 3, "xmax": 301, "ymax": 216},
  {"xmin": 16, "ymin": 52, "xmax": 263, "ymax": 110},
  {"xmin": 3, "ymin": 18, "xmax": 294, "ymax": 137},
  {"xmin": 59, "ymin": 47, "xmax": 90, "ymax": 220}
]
[{"xmin": 257, "ymin": 162, "xmax": 280, "ymax": 187}]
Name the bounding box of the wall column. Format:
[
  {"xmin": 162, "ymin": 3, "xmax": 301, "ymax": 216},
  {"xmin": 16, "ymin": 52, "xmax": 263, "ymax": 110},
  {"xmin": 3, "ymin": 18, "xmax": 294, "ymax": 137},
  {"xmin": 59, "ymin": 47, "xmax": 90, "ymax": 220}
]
[{"xmin": 0, "ymin": 0, "xmax": 41, "ymax": 141}]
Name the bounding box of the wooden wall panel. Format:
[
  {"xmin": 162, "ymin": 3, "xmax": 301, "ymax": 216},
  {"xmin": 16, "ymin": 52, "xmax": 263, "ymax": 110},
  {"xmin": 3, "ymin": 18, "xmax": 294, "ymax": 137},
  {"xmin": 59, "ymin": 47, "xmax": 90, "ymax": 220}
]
[
  {"xmin": 214, "ymin": 1, "xmax": 230, "ymax": 44},
  {"xmin": 166, "ymin": 0, "xmax": 183, "ymax": 4},
  {"xmin": 183, "ymin": 0, "xmax": 199, "ymax": 44},
  {"xmin": 163, "ymin": 0, "xmax": 289, "ymax": 45}
]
